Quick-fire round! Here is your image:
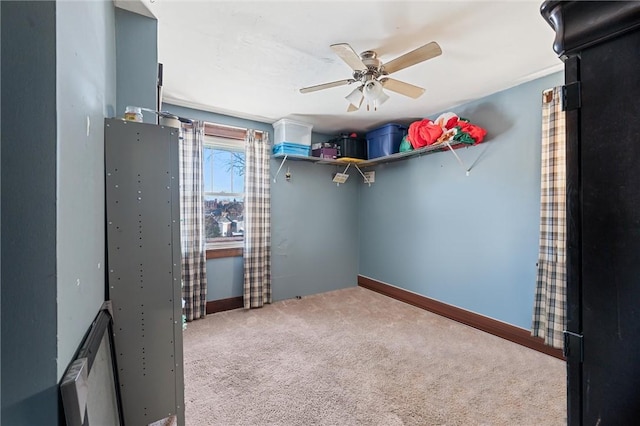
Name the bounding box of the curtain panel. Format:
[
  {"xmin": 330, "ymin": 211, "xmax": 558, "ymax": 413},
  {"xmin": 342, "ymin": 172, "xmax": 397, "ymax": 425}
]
[
  {"xmin": 180, "ymin": 122, "xmax": 207, "ymax": 321},
  {"xmin": 243, "ymin": 130, "xmax": 272, "ymax": 309},
  {"xmin": 532, "ymin": 86, "xmax": 567, "ymax": 349}
]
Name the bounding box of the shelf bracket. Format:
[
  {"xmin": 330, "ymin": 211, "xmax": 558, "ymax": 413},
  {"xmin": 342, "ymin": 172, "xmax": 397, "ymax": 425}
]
[
  {"xmin": 333, "ymin": 163, "xmax": 351, "ymax": 186},
  {"xmin": 444, "ymin": 141, "xmax": 471, "ymax": 176},
  {"xmin": 353, "ymin": 163, "xmax": 372, "ymax": 186},
  {"xmin": 273, "ymin": 154, "xmax": 288, "ymax": 183}
]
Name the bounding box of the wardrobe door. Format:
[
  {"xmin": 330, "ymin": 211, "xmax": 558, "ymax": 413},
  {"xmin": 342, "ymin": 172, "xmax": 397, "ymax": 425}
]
[
  {"xmin": 577, "ymin": 27, "xmax": 640, "ymax": 423},
  {"xmin": 542, "ymin": 2, "xmax": 640, "ymax": 424}
]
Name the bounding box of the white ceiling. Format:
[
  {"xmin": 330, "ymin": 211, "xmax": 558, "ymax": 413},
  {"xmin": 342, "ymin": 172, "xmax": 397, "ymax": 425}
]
[{"xmin": 145, "ymin": 0, "xmax": 562, "ymax": 135}]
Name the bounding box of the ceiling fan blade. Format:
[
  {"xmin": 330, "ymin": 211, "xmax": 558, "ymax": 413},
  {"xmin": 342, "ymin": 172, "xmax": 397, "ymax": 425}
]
[
  {"xmin": 299, "ymin": 79, "xmax": 354, "ymax": 94},
  {"xmin": 382, "ymin": 41, "xmax": 442, "ymax": 75},
  {"xmin": 330, "ymin": 43, "xmax": 367, "ymax": 71},
  {"xmin": 381, "ymin": 78, "xmax": 426, "ymax": 99}
]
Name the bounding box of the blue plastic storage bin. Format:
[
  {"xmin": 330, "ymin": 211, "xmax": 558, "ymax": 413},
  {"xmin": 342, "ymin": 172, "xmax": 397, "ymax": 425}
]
[
  {"xmin": 272, "ymin": 142, "xmax": 310, "ymax": 156},
  {"xmin": 366, "ymin": 123, "xmax": 408, "ymax": 159}
]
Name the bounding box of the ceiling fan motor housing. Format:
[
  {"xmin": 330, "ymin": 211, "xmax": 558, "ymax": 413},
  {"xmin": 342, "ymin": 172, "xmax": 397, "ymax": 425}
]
[{"xmin": 356, "ymin": 50, "xmax": 383, "ymax": 82}]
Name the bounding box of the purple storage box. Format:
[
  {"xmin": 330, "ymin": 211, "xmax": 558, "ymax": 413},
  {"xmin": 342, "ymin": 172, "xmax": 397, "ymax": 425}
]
[{"xmin": 312, "ymin": 147, "xmax": 338, "ymax": 159}]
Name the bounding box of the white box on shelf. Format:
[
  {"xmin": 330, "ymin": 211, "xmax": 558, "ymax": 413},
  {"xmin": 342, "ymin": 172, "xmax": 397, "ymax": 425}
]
[{"xmin": 273, "ymin": 118, "xmax": 313, "ymax": 146}]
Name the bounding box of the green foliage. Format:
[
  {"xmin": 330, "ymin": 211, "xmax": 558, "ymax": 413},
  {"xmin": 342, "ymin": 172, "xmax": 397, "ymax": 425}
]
[{"xmin": 205, "ymin": 215, "xmax": 221, "ymax": 238}]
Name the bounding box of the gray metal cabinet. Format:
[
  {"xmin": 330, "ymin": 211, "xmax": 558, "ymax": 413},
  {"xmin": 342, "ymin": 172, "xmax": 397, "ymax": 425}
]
[{"xmin": 105, "ymin": 118, "xmax": 184, "ymax": 426}]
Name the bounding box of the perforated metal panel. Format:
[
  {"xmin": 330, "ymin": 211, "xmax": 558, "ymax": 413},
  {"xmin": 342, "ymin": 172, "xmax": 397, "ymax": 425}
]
[{"xmin": 105, "ymin": 118, "xmax": 184, "ymax": 426}]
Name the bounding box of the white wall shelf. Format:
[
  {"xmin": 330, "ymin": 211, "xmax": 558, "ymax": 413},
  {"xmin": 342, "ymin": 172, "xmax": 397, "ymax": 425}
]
[{"xmin": 272, "ymin": 139, "xmax": 476, "ymax": 183}]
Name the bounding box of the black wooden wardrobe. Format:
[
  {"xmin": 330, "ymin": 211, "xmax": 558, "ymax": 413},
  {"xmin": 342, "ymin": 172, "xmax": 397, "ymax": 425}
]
[{"xmin": 541, "ymin": 1, "xmax": 640, "ymax": 424}]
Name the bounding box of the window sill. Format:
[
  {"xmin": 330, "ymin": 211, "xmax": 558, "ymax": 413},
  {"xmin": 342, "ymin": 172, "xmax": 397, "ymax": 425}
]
[{"xmin": 206, "ymin": 246, "xmax": 243, "ymax": 259}]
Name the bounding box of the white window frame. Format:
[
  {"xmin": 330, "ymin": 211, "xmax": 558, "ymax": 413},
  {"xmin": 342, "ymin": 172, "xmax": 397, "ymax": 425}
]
[{"xmin": 203, "ymin": 134, "xmax": 245, "ymax": 250}]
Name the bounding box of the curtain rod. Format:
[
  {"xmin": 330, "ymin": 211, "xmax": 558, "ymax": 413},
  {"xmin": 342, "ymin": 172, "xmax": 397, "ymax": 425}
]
[
  {"xmin": 147, "ymin": 107, "xmax": 265, "ymax": 139},
  {"xmin": 140, "ymin": 107, "xmax": 193, "ymax": 124}
]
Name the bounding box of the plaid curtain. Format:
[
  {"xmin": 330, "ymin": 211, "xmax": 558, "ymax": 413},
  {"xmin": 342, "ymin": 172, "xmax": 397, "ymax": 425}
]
[
  {"xmin": 243, "ymin": 130, "xmax": 271, "ymax": 309},
  {"xmin": 532, "ymin": 86, "xmax": 566, "ymax": 349},
  {"xmin": 180, "ymin": 122, "xmax": 207, "ymax": 321}
]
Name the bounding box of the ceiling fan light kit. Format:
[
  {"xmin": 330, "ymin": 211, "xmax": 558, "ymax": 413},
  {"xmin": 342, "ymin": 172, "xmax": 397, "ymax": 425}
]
[
  {"xmin": 362, "ymin": 80, "xmax": 389, "ymax": 111},
  {"xmin": 345, "ymin": 86, "xmax": 364, "ymax": 109},
  {"xmin": 300, "ymin": 41, "xmax": 441, "ymax": 112}
]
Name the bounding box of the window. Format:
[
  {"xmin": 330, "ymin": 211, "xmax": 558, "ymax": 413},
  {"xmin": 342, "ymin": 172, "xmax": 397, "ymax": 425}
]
[{"xmin": 203, "ymin": 134, "xmax": 245, "ymax": 249}]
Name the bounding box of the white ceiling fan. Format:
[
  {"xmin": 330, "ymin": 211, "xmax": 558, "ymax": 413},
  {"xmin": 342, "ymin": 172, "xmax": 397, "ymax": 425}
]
[{"xmin": 300, "ymin": 41, "xmax": 442, "ymax": 111}]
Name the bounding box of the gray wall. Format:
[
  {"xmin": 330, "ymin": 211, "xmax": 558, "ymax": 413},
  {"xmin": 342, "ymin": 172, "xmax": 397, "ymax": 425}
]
[
  {"xmin": 358, "ymin": 72, "xmax": 564, "ymax": 329},
  {"xmin": 56, "ymin": 0, "xmax": 116, "ymax": 380},
  {"xmin": 1, "ymin": 2, "xmax": 59, "ymax": 424},
  {"xmin": 115, "ymin": 7, "xmax": 158, "ymax": 122},
  {"xmin": 164, "ymin": 104, "xmax": 360, "ymax": 301}
]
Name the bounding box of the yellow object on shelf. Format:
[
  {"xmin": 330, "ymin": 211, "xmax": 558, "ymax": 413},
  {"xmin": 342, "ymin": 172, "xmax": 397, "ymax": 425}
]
[{"xmin": 336, "ymin": 157, "xmax": 366, "ymax": 163}]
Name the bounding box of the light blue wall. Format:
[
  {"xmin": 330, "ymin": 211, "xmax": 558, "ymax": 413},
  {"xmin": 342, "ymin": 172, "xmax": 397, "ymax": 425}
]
[
  {"xmin": 1, "ymin": 2, "xmax": 59, "ymax": 424},
  {"xmin": 2, "ymin": 2, "xmax": 139, "ymax": 423},
  {"xmin": 115, "ymin": 8, "xmax": 157, "ymax": 122},
  {"xmin": 164, "ymin": 104, "xmax": 360, "ymax": 301},
  {"xmin": 168, "ymin": 69, "xmax": 560, "ymax": 315},
  {"xmin": 270, "ymin": 140, "xmax": 360, "ymax": 300},
  {"xmin": 358, "ymin": 72, "xmax": 564, "ymax": 329},
  {"xmin": 206, "ymin": 257, "xmax": 243, "ymax": 300},
  {"xmin": 56, "ymin": 0, "xmax": 117, "ymax": 381}
]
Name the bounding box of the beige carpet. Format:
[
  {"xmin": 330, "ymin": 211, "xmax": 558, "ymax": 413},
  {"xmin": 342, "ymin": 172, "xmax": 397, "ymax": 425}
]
[{"xmin": 183, "ymin": 287, "xmax": 566, "ymax": 425}]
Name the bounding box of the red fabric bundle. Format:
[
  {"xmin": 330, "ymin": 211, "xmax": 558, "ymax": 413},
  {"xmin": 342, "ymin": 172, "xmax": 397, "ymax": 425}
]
[
  {"xmin": 408, "ymin": 119, "xmax": 443, "ymax": 148},
  {"xmin": 457, "ymin": 120, "xmax": 487, "ymax": 144},
  {"xmin": 444, "ymin": 116, "xmax": 459, "ymax": 130}
]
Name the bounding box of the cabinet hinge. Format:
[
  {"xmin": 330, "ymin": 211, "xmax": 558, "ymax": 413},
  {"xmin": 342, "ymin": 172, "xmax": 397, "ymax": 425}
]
[
  {"xmin": 562, "ymin": 82, "xmax": 581, "ymax": 111},
  {"xmin": 563, "ymin": 330, "xmax": 584, "ymax": 362}
]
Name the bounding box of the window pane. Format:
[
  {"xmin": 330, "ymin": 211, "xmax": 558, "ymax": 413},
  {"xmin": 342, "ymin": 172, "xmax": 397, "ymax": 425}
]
[
  {"xmin": 213, "ymin": 149, "xmax": 233, "ymax": 193},
  {"xmin": 203, "ymin": 146, "xmax": 214, "ymax": 193},
  {"xmin": 203, "ymin": 142, "xmax": 245, "ymax": 246},
  {"xmin": 204, "ymin": 195, "xmax": 244, "ymax": 242},
  {"xmin": 205, "ymin": 147, "xmax": 242, "ymax": 193},
  {"xmin": 232, "ymin": 152, "xmax": 245, "ymax": 193}
]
